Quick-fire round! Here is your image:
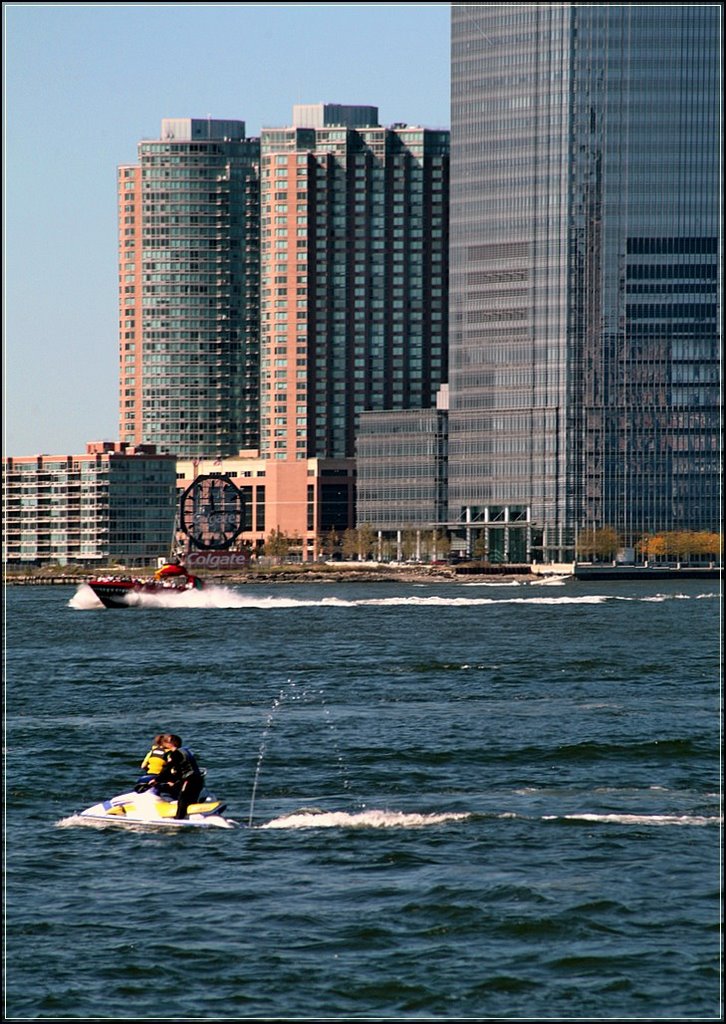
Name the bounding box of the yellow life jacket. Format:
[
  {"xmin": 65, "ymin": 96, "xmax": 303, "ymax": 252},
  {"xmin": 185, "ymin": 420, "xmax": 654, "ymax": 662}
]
[
  {"xmin": 154, "ymin": 563, "xmax": 186, "ymax": 581},
  {"xmin": 140, "ymin": 746, "xmax": 167, "ymax": 775}
]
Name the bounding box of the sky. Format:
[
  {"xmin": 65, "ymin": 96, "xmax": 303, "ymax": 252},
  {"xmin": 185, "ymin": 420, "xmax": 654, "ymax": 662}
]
[{"xmin": 3, "ymin": 2, "xmax": 451, "ymax": 456}]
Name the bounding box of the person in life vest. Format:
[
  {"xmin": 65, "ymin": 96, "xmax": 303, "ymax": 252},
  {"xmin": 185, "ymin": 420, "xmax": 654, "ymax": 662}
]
[
  {"xmin": 154, "ymin": 734, "xmax": 205, "ymax": 820},
  {"xmin": 140, "ymin": 734, "xmax": 167, "ymax": 775},
  {"xmin": 154, "ymin": 560, "xmax": 188, "ymax": 583},
  {"xmin": 134, "ymin": 734, "xmax": 168, "ymax": 792}
]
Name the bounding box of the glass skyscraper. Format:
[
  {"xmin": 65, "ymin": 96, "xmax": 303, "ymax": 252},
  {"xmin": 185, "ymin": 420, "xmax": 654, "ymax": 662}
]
[
  {"xmin": 356, "ymin": 400, "xmax": 449, "ymax": 531},
  {"xmin": 449, "ymin": 4, "xmax": 720, "ymax": 562}
]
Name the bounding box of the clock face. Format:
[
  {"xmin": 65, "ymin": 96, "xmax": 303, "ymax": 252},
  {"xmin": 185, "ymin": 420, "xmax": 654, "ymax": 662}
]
[{"xmin": 179, "ymin": 474, "xmax": 245, "ymax": 550}]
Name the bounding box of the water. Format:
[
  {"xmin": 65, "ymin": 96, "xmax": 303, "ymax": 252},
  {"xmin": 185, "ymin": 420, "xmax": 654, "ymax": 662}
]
[{"xmin": 4, "ymin": 577, "xmax": 721, "ymax": 1020}]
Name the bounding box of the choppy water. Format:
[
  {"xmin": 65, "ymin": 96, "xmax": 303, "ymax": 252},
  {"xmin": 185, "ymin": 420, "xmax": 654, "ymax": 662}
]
[{"xmin": 4, "ymin": 577, "xmax": 722, "ymax": 1020}]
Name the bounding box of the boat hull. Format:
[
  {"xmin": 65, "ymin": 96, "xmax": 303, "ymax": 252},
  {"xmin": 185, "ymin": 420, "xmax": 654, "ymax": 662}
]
[{"xmin": 87, "ymin": 577, "xmax": 203, "ymax": 608}]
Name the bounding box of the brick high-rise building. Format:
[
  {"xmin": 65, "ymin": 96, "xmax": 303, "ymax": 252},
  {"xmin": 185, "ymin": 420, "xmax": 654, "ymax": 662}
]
[{"xmin": 258, "ymin": 104, "xmax": 449, "ymax": 461}]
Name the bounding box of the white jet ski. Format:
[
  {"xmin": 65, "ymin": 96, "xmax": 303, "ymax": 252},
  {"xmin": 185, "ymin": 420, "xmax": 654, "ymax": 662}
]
[{"xmin": 78, "ymin": 786, "xmax": 237, "ymax": 829}]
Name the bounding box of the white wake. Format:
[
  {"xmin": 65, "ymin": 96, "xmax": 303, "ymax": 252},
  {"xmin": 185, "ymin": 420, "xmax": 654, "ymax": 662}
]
[
  {"xmin": 259, "ymin": 808, "xmax": 472, "ymax": 830},
  {"xmin": 69, "ymin": 582, "xmax": 718, "ymax": 611},
  {"xmin": 543, "ymin": 812, "xmax": 720, "ymax": 827}
]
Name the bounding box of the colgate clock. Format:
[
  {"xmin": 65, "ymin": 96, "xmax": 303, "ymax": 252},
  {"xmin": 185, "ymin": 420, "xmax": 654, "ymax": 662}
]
[{"xmin": 179, "ymin": 474, "xmax": 245, "ymax": 550}]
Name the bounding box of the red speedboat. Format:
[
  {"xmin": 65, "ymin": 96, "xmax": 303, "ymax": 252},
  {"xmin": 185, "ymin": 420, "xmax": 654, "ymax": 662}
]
[{"xmin": 86, "ymin": 564, "xmax": 203, "ymax": 608}]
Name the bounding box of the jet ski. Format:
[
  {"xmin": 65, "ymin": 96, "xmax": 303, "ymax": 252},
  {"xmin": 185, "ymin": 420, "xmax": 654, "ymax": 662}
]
[{"xmin": 78, "ymin": 785, "xmax": 237, "ymax": 829}]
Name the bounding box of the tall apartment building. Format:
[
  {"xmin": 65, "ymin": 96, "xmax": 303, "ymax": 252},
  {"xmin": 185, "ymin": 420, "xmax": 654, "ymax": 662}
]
[
  {"xmin": 258, "ymin": 104, "xmax": 449, "ymax": 461},
  {"xmin": 449, "ymin": 5, "xmax": 721, "ymax": 563},
  {"xmin": 3, "ymin": 443, "xmax": 178, "ymax": 566},
  {"xmin": 118, "ymin": 118, "xmax": 260, "ymax": 458}
]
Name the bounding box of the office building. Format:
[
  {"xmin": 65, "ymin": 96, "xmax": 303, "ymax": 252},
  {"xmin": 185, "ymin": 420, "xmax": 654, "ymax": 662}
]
[
  {"xmin": 118, "ymin": 118, "xmax": 260, "ymax": 458},
  {"xmin": 259, "ymin": 104, "xmax": 449, "ymax": 462},
  {"xmin": 3, "ymin": 443, "xmax": 178, "ymax": 566},
  {"xmin": 449, "ymin": 4, "xmax": 721, "ymax": 562},
  {"xmin": 356, "ymin": 386, "xmax": 448, "ymax": 537}
]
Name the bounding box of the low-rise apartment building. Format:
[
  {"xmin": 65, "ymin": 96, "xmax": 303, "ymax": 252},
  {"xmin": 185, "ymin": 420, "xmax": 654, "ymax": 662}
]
[{"xmin": 3, "ymin": 442, "xmax": 178, "ymax": 567}]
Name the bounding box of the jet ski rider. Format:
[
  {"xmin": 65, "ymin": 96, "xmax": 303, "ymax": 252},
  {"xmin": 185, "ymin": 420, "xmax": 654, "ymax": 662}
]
[
  {"xmin": 153, "ymin": 734, "xmax": 205, "ymax": 820},
  {"xmin": 135, "ymin": 734, "xmax": 167, "ymax": 791},
  {"xmin": 140, "ymin": 734, "xmax": 166, "ymax": 774}
]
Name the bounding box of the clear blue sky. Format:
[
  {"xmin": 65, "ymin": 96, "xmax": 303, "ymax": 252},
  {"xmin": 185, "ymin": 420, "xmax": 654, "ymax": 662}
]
[{"xmin": 3, "ymin": 2, "xmax": 450, "ymax": 456}]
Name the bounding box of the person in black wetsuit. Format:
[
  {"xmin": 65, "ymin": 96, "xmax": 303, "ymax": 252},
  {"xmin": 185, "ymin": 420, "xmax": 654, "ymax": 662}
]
[{"xmin": 155, "ymin": 734, "xmax": 204, "ymax": 819}]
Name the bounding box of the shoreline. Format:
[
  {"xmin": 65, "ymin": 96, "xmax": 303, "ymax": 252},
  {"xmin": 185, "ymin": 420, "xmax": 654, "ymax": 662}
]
[
  {"xmin": 5, "ymin": 563, "xmax": 719, "ymax": 586},
  {"xmin": 5, "ymin": 564, "xmax": 539, "ymax": 587}
]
